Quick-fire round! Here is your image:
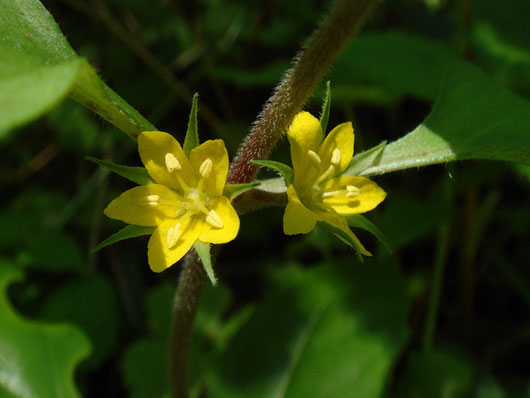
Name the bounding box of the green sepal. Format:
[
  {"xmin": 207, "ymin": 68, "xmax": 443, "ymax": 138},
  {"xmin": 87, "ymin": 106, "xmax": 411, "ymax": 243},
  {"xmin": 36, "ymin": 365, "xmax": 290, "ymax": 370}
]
[
  {"xmin": 183, "ymin": 93, "xmax": 199, "ymax": 156},
  {"xmin": 86, "ymin": 156, "xmax": 155, "ymax": 185},
  {"xmin": 317, "ymin": 221, "xmax": 365, "ymax": 262},
  {"xmin": 194, "ymin": 241, "xmax": 216, "ymax": 285},
  {"xmin": 251, "ymin": 160, "xmax": 294, "ymax": 186},
  {"xmin": 345, "ymin": 141, "xmax": 387, "ymax": 176},
  {"xmin": 345, "ymin": 214, "xmax": 392, "ymax": 253},
  {"xmin": 92, "ymin": 225, "xmax": 156, "ymax": 252},
  {"xmin": 223, "ymin": 182, "xmax": 260, "ymax": 202},
  {"xmin": 320, "ymin": 81, "xmax": 331, "ymax": 132}
]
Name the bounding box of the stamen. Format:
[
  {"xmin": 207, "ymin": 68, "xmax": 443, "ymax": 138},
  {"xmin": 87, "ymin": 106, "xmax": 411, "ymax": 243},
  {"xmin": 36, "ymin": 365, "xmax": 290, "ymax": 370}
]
[
  {"xmin": 165, "ymin": 153, "xmax": 182, "ymax": 172},
  {"xmin": 322, "ymin": 190, "xmax": 345, "ymax": 198},
  {"xmin": 346, "ymin": 185, "xmax": 360, "ymax": 198},
  {"xmin": 314, "ymin": 165, "xmax": 335, "ymax": 186},
  {"xmin": 142, "ymin": 194, "xmax": 160, "ymax": 207},
  {"xmin": 176, "ymin": 174, "xmax": 190, "ymax": 193},
  {"xmin": 307, "ymin": 150, "xmax": 321, "ymax": 167},
  {"xmin": 166, "ymin": 223, "xmax": 183, "ymax": 249},
  {"xmin": 199, "ymin": 158, "xmax": 213, "ymax": 178},
  {"xmin": 331, "ymin": 148, "xmax": 341, "ymax": 166},
  {"xmin": 205, "ymin": 209, "xmax": 224, "ymax": 229}
]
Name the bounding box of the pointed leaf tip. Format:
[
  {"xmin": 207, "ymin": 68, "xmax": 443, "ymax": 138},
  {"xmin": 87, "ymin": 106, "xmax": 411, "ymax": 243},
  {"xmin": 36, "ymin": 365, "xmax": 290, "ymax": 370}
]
[
  {"xmin": 183, "ymin": 93, "xmax": 200, "ymax": 156},
  {"xmin": 194, "ymin": 241, "xmax": 217, "ymax": 285},
  {"xmin": 86, "ymin": 156, "xmax": 155, "ymax": 185},
  {"xmin": 320, "ymin": 81, "xmax": 331, "ymax": 133},
  {"xmin": 251, "ymin": 160, "xmax": 294, "ymax": 186}
]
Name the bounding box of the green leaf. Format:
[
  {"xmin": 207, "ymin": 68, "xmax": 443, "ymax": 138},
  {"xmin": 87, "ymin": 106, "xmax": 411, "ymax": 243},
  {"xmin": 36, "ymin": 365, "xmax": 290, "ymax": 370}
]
[
  {"xmin": 211, "ymin": 262, "xmax": 409, "ymax": 398},
  {"xmin": 122, "ymin": 282, "xmax": 236, "ymax": 398},
  {"xmin": 17, "ymin": 230, "xmax": 83, "ymax": 272},
  {"xmin": 346, "ymin": 141, "xmax": 387, "ymax": 176},
  {"xmin": 183, "ymin": 93, "xmax": 199, "ymax": 156},
  {"xmin": 86, "ymin": 156, "xmax": 155, "ymax": 186},
  {"xmin": 0, "ymin": 0, "xmax": 155, "ymax": 139},
  {"xmin": 379, "ymin": 193, "xmax": 452, "ymax": 251},
  {"xmin": 345, "ymin": 61, "xmax": 530, "ymax": 177},
  {"xmin": 223, "ymin": 182, "xmax": 260, "ymax": 202},
  {"xmin": 0, "ymin": 50, "xmax": 82, "ymax": 136},
  {"xmin": 395, "ymin": 350, "xmax": 474, "ymax": 398},
  {"xmin": 194, "ymin": 241, "xmax": 216, "ymax": 285},
  {"xmin": 345, "ymin": 214, "xmax": 392, "ymax": 253},
  {"xmin": 0, "ymin": 260, "xmax": 90, "ymax": 397},
  {"xmin": 329, "ymin": 31, "xmax": 459, "ymax": 102},
  {"xmin": 40, "ymin": 274, "xmax": 120, "ymax": 369},
  {"xmin": 317, "ymin": 221, "xmax": 365, "ymax": 261},
  {"xmin": 92, "ymin": 225, "xmax": 155, "ymax": 252},
  {"xmin": 70, "ymin": 60, "xmax": 156, "ymax": 140},
  {"xmin": 319, "ymin": 81, "xmax": 331, "ymax": 132},
  {"xmin": 251, "ymin": 160, "xmax": 294, "ymax": 186}
]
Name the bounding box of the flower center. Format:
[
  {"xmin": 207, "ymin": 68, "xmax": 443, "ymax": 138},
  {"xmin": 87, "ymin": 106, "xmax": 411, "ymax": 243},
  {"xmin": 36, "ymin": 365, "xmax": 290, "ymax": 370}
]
[{"xmin": 156, "ymin": 155, "xmax": 224, "ymax": 249}]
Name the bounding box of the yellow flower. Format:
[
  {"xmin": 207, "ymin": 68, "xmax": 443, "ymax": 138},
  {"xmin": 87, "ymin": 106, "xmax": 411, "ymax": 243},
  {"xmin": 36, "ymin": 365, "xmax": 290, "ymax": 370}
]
[
  {"xmin": 283, "ymin": 112, "xmax": 386, "ymax": 255},
  {"xmin": 104, "ymin": 131, "xmax": 239, "ymax": 272}
]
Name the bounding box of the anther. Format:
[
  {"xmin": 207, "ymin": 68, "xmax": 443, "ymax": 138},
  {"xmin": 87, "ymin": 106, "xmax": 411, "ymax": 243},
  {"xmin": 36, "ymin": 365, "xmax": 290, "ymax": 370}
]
[
  {"xmin": 322, "ymin": 190, "xmax": 343, "ymax": 198},
  {"xmin": 307, "ymin": 150, "xmax": 321, "ymax": 167},
  {"xmin": 205, "ymin": 209, "xmax": 223, "ymax": 229},
  {"xmin": 199, "ymin": 158, "xmax": 213, "ymax": 178},
  {"xmin": 165, "ymin": 153, "xmax": 182, "ymax": 172},
  {"xmin": 143, "ymin": 194, "xmax": 160, "ymax": 207},
  {"xmin": 166, "ymin": 223, "xmax": 183, "ymax": 249},
  {"xmin": 346, "ymin": 185, "xmax": 360, "ymax": 195},
  {"xmin": 331, "ymin": 148, "xmax": 341, "ymax": 166}
]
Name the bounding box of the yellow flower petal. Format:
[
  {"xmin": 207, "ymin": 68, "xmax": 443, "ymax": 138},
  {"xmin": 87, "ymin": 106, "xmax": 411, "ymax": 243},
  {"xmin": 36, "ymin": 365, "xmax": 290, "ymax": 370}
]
[
  {"xmin": 320, "ymin": 176, "xmax": 386, "ymax": 215},
  {"xmin": 318, "ymin": 122, "xmax": 354, "ymax": 176},
  {"xmin": 138, "ymin": 131, "xmax": 196, "ymax": 193},
  {"xmin": 283, "ymin": 185, "xmax": 318, "ymax": 235},
  {"xmin": 287, "ymin": 112, "xmax": 323, "ymax": 186},
  {"xmin": 104, "ymin": 184, "xmax": 182, "ymax": 226},
  {"xmin": 147, "ymin": 218, "xmax": 203, "ymax": 272},
  {"xmin": 189, "ymin": 140, "xmax": 229, "ymax": 198},
  {"xmin": 199, "ymin": 196, "xmax": 239, "ymax": 244},
  {"xmin": 318, "ymin": 212, "xmax": 371, "ymax": 256}
]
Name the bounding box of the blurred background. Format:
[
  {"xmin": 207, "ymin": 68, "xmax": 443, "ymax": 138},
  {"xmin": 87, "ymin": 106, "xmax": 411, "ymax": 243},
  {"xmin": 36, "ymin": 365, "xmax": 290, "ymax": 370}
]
[{"xmin": 0, "ymin": 0, "xmax": 528, "ymax": 397}]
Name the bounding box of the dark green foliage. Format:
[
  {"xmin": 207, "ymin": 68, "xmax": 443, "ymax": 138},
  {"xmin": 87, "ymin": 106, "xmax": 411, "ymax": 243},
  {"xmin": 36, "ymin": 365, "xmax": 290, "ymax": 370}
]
[{"xmin": 0, "ymin": 0, "xmax": 528, "ymax": 397}]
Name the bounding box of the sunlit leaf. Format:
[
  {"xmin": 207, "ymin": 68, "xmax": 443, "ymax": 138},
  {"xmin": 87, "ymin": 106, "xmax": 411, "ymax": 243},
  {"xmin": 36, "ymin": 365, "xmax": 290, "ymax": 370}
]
[
  {"xmin": 0, "ymin": 49, "xmax": 81, "ymax": 136},
  {"xmin": 0, "ymin": 0, "xmax": 155, "ymax": 138},
  {"xmin": 0, "ymin": 260, "xmax": 90, "ymax": 398},
  {"xmin": 345, "ymin": 61, "xmax": 530, "ymax": 177}
]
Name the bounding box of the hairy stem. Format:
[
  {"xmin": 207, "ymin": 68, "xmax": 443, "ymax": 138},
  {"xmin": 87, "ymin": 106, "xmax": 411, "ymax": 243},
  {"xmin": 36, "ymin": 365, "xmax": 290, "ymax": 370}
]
[
  {"xmin": 170, "ymin": 250, "xmax": 205, "ymax": 398},
  {"xmin": 227, "ymin": 0, "xmax": 382, "ymax": 184}
]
